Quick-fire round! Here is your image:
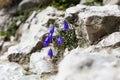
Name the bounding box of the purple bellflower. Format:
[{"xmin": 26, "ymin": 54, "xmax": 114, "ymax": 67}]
[
  {"xmin": 63, "ymin": 21, "xmax": 69, "ymax": 31},
  {"xmin": 44, "ymin": 36, "xmax": 49, "ymax": 42},
  {"xmin": 49, "ymin": 27, "xmax": 55, "ymax": 34},
  {"xmin": 44, "ymin": 36, "xmax": 49, "ymax": 47},
  {"xmin": 43, "ymin": 33, "xmax": 53, "ymax": 47},
  {"xmin": 44, "ymin": 41, "xmax": 49, "ymax": 47},
  {"xmin": 57, "ymin": 36, "xmax": 63, "ymax": 44},
  {"xmin": 48, "ymin": 33, "xmax": 53, "ymax": 41},
  {"xmin": 48, "ymin": 48, "xmax": 53, "ymax": 58}
]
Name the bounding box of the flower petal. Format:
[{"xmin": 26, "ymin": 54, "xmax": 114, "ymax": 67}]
[
  {"xmin": 49, "ymin": 27, "xmax": 55, "ymax": 34},
  {"xmin": 44, "ymin": 41, "xmax": 49, "ymax": 47},
  {"xmin": 57, "ymin": 36, "xmax": 63, "ymax": 44},
  {"xmin": 63, "ymin": 21, "xmax": 69, "ymax": 31},
  {"xmin": 48, "ymin": 48, "xmax": 53, "ymax": 57},
  {"xmin": 48, "ymin": 33, "xmax": 53, "ymax": 41}
]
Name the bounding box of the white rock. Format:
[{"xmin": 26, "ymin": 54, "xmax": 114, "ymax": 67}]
[
  {"xmin": 103, "ymin": 0, "xmax": 120, "ymax": 5},
  {"xmin": 18, "ymin": 75, "xmax": 41, "ymax": 80},
  {"xmin": 18, "ymin": 0, "xmax": 52, "ymax": 10},
  {"xmin": 0, "ymin": 13, "xmax": 11, "ymax": 31},
  {"xmin": 0, "ymin": 62, "xmax": 24, "ymax": 80},
  {"xmin": 26, "ymin": 11, "xmax": 37, "ymax": 23},
  {"xmin": 97, "ymin": 32, "xmax": 120, "ymax": 47},
  {"xmin": 0, "ymin": 73, "xmax": 10, "ymax": 80},
  {"xmin": 55, "ymin": 46, "xmax": 120, "ymax": 80},
  {"xmin": 30, "ymin": 47, "xmax": 54, "ymax": 75},
  {"xmin": 65, "ymin": 5, "xmax": 120, "ymax": 44}
]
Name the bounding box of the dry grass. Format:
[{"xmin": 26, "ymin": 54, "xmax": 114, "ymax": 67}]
[{"xmin": 0, "ymin": 0, "xmax": 12, "ymax": 8}]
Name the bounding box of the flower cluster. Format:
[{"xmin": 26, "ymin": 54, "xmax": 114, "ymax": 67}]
[
  {"xmin": 43, "ymin": 27, "xmax": 54, "ymax": 47},
  {"xmin": 43, "ymin": 21, "xmax": 69, "ymax": 58}
]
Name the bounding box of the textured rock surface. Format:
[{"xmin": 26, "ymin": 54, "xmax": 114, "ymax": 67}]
[
  {"xmin": 97, "ymin": 32, "xmax": 120, "ymax": 47},
  {"xmin": 80, "ymin": 0, "xmax": 87, "ymax": 4},
  {"xmin": 30, "ymin": 47, "xmax": 55, "ymax": 75},
  {"xmin": 55, "ymin": 45, "xmax": 120, "ymax": 80},
  {"xmin": 0, "ymin": 59, "xmax": 41, "ymax": 80},
  {"xmin": 103, "ymin": 0, "xmax": 120, "ymax": 5},
  {"xmin": 65, "ymin": 5, "xmax": 120, "ymax": 44},
  {"xmin": 0, "ymin": 9, "xmax": 11, "ymax": 31},
  {"xmin": 18, "ymin": 0, "xmax": 52, "ymax": 10},
  {"xmin": 17, "ymin": 75, "xmax": 41, "ymax": 80},
  {"xmin": 0, "ymin": 62, "xmax": 24, "ymax": 80}
]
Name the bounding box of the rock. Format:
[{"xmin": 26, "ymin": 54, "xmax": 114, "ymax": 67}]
[
  {"xmin": 0, "ymin": 62, "xmax": 24, "ymax": 80},
  {"xmin": 8, "ymin": 53, "xmax": 27, "ymax": 64},
  {"xmin": 7, "ymin": 41, "xmax": 43, "ymax": 64},
  {"xmin": 30, "ymin": 47, "xmax": 56, "ymax": 75},
  {"xmin": 18, "ymin": 0, "xmax": 52, "ymax": 10},
  {"xmin": 0, "ymin": 62, "xmax": 42, "ymax": 80},
  {"xmin": 55, "ymin": 46, "xmax": 120, "ymax": 80},
  {"xmin": 0, "ymin": 36, "xmax": 16, "ymax": 55},
  {"xmin": 0, "ymin": 37, "xmax": 4, "ymax": 52},
  {"xmin": 80, "ymin": 0, "xmax": 87, "ymax": 4},
  {"xmin": 97, "ymin": 32, "xmax": 120, "ymax": 47},
  {"xmin": 18, "ymin": 75, "xmax": 41, "ymax": 80},
  {"xmin": 80, "ymin": 0, "xmax": 101, "ymax": 5},
  {"xmin": 0, "ymin": 9, "xmax": 11, "ymax": 32},
  {"xmin": 65, "ymin": 5, "xmax": 120, "ymax": 44},
  {"xmin": 0, "ymin": 41, "xmax": 17, "ymax": 55},
  {"xmin": 86, "ymin": 15, "xmax": 120, "ymax": 44},
  {"xmin": 103, "ymin": 0, "xmax": 120, "ymax": 5}
]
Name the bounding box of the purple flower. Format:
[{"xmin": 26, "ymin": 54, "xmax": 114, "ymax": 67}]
[
  {"xmin": 44, "ymin": 36, "xmax": 49, "ymax": 42},
  {"xmin": 57, "ymin": 36, "xmax": 63, "ymax": 44},
  {"xmin": 49, "ymin": 27, "xmax": 55, "ymax": 34},
  {"xmin": 48, "ymin": 33, "xmax": 53, "ymax": 41},
  {"xmin": 44, "ymin": 36, "xmax": 49, "ymax": 47},
  {"xmin": 44, "ymin": 41, "xmax": 49, "ymax": 47},
  {"xmin": 48, "ymin": 48, "xmax": 53, "ymax": 58},
  {"xmin": 63, "ymin": 21, "xmax": 69, "ymax": 31}
]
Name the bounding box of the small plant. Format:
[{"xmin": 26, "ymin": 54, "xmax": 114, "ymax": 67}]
[
  {"xmin": 56, "ymin": 28, "xmax": 78, "ymax": 51},
  {"xmin": 43, "ymin": 21, "xmax": 78, "ymax": 59}
]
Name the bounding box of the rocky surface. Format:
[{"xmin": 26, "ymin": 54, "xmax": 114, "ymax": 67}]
[
  {"xmin": 18, "ymin": 0, "xmax": 52, "ymax": 10},
  {"xmin": 97, "ymin": 32, "xmax": 120, "ymax": 47},
  {"xmin": 55, "ymin": 46, "xmax": 120, "ymax": 80},
  {"xmin": 30, "ymin": 47, "xmax": 55, "ymax": 74},
  {"xmin": 0, "ymin": 4, "xmax": 120, "ymax": 80},
  {"xmin": 65, "ymin": 5, "xmax": 120, "ymax": 44},
  {"xmin": 0, "ymin": 62, "xmax": 24, "ymax": 80},
  {"xmin": 0, "ymin": 9, "xmax": 12, "ymax": 32},
  {"xmin": 103, "ymin": 0, "xmax": 120, "ymax": 5}
]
